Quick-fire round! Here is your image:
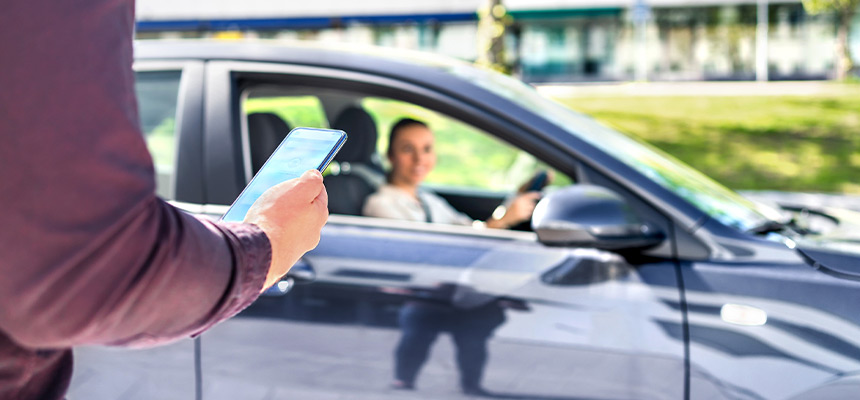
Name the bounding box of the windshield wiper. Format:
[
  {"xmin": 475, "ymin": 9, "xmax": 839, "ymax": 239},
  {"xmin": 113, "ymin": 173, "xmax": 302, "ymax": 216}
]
[
  {"xmin": 748, "ymin": 219, "xmax": 807, "ymax": 235},
  {"xmin": 748, "ymin": 220, "xmax": 789, "ymax": 235}
]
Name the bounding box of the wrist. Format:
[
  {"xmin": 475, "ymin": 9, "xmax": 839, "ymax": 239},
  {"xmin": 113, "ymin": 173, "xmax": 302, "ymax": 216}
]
[{"xmin": 486, "ymin": 217, "xmax": 509, "ymax": 229}]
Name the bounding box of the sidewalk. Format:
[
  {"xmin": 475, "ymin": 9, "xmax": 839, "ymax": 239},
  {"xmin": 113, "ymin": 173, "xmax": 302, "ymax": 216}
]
[{"xmin": 535, "ymin": 81, "xmax": 858, "ymax": 98}]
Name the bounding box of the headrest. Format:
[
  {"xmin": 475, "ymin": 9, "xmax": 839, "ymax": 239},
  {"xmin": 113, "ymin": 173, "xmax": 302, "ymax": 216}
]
[
  {"xmin": 332, "ymin": 107, "xmax": 378, "ymax": 164},
  {"xmin": 247, "ymin": 112, "xmax": 290, "ymax": 173}
]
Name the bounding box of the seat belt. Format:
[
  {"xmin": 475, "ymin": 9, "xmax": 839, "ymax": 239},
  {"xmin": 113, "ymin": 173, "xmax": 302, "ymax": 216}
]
[{"xmin": 417, "ymin": 194, "xmax": 433, "ymax": 223}]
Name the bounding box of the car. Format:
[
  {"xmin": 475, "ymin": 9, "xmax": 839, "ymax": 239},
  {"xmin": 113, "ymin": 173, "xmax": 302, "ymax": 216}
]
[{"xmin": 68, "ymin": 40, "xmax": 860, "ymax": 400}]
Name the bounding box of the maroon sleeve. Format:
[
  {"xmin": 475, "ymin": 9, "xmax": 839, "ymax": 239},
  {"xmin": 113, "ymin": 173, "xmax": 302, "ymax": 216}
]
[{"xmin": 0, "ymin": 0, "xmax": 270, "ymax": 349}]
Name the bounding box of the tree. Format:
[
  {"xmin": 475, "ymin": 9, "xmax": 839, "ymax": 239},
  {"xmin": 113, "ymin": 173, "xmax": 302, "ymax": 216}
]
[
  {"xmin": 476, "ymin": 0, "xmax": 511, "ymax": 74},
  {"xmin": 802, "ymin": 0, "xmax": 859, "ymax": 80}
]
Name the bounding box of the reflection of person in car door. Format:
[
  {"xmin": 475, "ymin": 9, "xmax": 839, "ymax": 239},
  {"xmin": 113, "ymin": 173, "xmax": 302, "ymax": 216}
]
[
  {"xmin": 365, "ymin": 118, "xmax": 538, "ymax": 395},
  {"xmin": 385, "ymin": 283, "xmax": 507, "ymax": 396},
  {"xmin": 362, "ymin": 118, "xmax": 541, "ymax": 227}
]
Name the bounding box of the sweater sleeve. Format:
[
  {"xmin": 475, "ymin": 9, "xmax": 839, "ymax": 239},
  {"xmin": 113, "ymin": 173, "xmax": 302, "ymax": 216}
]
[{"xmin": 0, "ymin": 0, "xmax": 270, "ymax": 349}]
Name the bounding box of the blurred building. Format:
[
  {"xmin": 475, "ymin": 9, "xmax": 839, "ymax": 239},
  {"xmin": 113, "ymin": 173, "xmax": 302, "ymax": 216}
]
[{"xmin": 136, "ymin": 0, "xmax": 860, "ymax": 82}]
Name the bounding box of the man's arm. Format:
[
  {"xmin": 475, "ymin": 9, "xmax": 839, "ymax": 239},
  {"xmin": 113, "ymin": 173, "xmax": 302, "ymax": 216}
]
[{"xmin": 0, "ymin": 0, "xmax": 271, "ymax": 348}]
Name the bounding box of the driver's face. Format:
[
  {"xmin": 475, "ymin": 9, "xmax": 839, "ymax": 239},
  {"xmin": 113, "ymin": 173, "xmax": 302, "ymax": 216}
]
[{"xmin": 388, "ymin": 124, "xmax": 436, "ymax": 188}]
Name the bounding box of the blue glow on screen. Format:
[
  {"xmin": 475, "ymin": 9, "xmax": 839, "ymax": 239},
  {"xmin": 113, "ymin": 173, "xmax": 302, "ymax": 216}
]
[{"xmin": 222, "ymin": 128, "xmax": 344, "ymax": 222}]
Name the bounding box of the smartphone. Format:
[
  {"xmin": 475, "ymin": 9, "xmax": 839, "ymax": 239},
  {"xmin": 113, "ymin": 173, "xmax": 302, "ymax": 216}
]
[
  {"xmin": 221, "ymin": 127, "xmax": 347, "ymax": 222},
  {"xmin": 525, "ymin": 170, "xmax": 549, "ymax": 192}
]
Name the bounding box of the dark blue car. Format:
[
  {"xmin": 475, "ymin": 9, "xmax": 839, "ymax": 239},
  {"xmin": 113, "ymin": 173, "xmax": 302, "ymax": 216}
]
[{"xmin": 69, "ymin": 40, "xmax": 860, "ymax": 400}]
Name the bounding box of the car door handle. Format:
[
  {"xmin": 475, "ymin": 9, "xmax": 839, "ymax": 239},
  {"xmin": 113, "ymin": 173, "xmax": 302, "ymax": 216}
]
[
  {"xmin": 287, "ymin": 258, "xmax": 316, "ymax": 283},
  {"xmin": 260, "ymin": 259, "xmax": 315, "ymax": 297},
  {"xmin": 721, "ymin": 303, "xmax": 767, "ymax": 326}
]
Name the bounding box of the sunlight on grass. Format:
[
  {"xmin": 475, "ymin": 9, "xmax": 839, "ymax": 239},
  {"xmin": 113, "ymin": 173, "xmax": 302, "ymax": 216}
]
[
  {"xmin": 144, "ymin": 117, "xmax": 176, "ymax": 174},
  {"xmin": 244, "ymin": 96, "xmax": 329, "ymax": 128},
  {"xmin": 558, "ymin": 89, "xmax": 860, "ymax": 194}
]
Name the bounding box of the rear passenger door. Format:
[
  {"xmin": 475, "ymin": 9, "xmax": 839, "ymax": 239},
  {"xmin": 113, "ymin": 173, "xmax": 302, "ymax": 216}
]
[
  {"xmin": 67, "ymin": 60, "xmax": 205, "ymax": 400},
  {"xmin": 196, "ymin": 62, "xmax": 688, "ymax": 400}
]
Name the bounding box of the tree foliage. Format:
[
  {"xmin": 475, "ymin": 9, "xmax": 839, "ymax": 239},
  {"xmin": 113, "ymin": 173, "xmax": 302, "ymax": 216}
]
[
  {"xmin": 476, "ymin": 0, "xmax": 511, "ymax": 74},
  {"xmin": 802, "ymin": 0, "xmax": 859, "ymax": 14},
  {"xmin": 802, "ymin": 0, "xmax": 858, "ymax": 79}
]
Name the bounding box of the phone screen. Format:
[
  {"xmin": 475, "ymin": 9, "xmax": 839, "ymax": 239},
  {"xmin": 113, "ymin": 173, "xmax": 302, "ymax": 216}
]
[{"xmin": 221, "ymin": 127, "xmax": 347, "ymax": 222}]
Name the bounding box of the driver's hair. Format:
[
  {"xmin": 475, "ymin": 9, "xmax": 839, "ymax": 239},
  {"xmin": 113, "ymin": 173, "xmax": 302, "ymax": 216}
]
[{"xmin": 387, "ymin": 117, "xmax": 429, "ymax": 159}]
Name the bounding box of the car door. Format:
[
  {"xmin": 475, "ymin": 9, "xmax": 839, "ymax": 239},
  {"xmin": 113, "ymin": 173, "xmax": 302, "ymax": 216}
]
[
  {"xmin": 678, "ymin": 226, "xmax": 860, "ymax": 399},
  {"xmin": 67, "ymin": 60, "xmax": 205, "ymax": 400},
  {"xmin": 195, "ymin": 61, "xmax": 688, "ymax": 399}
]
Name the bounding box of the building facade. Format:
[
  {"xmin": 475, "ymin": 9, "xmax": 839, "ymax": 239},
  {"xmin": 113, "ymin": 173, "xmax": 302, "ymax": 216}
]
[{"xmin": 136, "ymin": 0, "xmax": 860, "ymax": 82}]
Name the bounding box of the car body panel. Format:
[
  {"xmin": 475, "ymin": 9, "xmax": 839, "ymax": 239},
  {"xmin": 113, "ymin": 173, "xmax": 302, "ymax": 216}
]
[{"xmin": 202, "ymin": 218, "xmax": 686, "ymax": 399}]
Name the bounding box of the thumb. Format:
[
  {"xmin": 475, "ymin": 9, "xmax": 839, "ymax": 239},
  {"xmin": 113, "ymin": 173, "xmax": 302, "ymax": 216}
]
[
  {"xmin": 276, "ymin": 170, "xmax": 324, "ymax": 203},
  {"xmin": 300, "ymin": 169, "xmax": 323, "ymax": 182}
]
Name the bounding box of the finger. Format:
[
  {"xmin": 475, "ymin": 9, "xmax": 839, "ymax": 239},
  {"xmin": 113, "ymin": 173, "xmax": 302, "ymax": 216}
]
[
  {"xmin": 279, "ymin": 170, "xmax": 325, "ymax": 202},
  {"xmin": 315, "ymin": 186, "xmax": 329, "ymax": 208},
  {"xmin": 302, "ymin": 169, "xmax": 323, "ymax": 181}
]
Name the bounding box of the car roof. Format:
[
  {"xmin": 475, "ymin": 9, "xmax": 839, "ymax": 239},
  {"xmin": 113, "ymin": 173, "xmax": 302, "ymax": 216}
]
[{"xmin": 134, "ymin": 39, "xmax": 472, "ymax": 85}]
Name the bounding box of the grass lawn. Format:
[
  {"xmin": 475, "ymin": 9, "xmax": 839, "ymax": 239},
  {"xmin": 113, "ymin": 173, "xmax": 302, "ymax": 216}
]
[{"xmin": 554, "ymin": 85, "xmax": 860, "ymax": 194}]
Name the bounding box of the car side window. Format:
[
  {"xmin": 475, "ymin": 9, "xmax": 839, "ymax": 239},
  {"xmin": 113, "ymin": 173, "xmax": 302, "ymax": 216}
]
[
  {"xmin": 363, "ymin": 97, "xmax": 571, "ymax": 192},
  {"xmin": 241, "ymin": 92, "xmax": 331, "ymax": 174},
  {"xmin": 134, "ymin": 70, "xmax": 182, "ymax": 199},
  {"xmin": 243, "ymin": 93, "xmax": 329, "ymax": 130}
]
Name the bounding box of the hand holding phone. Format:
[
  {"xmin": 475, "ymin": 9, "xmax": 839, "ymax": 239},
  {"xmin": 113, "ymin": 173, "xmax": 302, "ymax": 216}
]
[
  {"xmin": 245, "ymin": 170, "xmax": 329, "ymax": 291},
  {"xmin": 224, "ymin": 127, "xmax": 347, "ymax": 291},
  {"xmin": 222, "ymin": 127, "xmax": 347, "ymax": 222}
]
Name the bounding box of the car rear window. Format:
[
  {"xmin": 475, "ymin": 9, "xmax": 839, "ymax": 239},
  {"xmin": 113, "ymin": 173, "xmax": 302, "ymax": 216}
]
[{"xmin": 135, "ymin": 70, "xmax": 182, "ymax": 199}]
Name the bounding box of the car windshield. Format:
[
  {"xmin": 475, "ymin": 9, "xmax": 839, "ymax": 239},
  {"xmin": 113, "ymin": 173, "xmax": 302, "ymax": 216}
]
[{"xmin": 445, "ymin": 64, "xmax": 783, "ymax": 232}]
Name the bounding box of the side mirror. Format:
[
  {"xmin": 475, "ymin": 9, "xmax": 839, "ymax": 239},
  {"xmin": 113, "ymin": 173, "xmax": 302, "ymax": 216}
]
[{"xmin": 532, "ymin": 185, "xmax": 664, "ymax": 251}]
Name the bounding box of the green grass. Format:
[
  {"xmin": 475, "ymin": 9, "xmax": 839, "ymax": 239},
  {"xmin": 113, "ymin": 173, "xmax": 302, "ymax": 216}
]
[{"xmin": 557, "ymin": 90, "xmax": 860, "ymax": 194}]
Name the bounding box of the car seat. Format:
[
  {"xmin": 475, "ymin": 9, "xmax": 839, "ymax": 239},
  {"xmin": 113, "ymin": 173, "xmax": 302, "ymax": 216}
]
[
  {"xmin": 247, "ymin": 112, "xmax": 291, "ymax": 174},
  {"xmin": 324, "ymin": 106, "xmax": 386, "ymax": 215}
]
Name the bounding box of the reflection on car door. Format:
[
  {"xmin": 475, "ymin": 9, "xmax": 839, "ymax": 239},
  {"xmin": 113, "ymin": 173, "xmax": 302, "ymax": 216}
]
[
  {"xmin": 680, "ymin": 249, "xmax": 860, "ymax": 399},
  {"xmin": 200, "ymin": 217, "xmax": 686, "ymax": 399}
]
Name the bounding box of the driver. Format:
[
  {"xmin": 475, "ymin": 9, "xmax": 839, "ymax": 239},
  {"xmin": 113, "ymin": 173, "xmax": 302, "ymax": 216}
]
[{"xmin": 362, "ymin": 118, "xmax": 540, "ymax": 228}]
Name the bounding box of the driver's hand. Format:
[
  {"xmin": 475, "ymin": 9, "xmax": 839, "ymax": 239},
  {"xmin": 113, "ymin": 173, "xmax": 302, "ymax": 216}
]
[
  {"xmin": 518, "ymin": 170, "xmax": 554, "ymax": 193},
  {"xmin": 492, "ymin": 192, "xmax": 541, "ymax": 229},
  {"xmin": 244, "ymin": 170, "xmax": 328, "ymax": 292}
]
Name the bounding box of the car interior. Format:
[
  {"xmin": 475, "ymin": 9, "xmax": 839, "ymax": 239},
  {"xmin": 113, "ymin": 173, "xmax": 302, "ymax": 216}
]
[{"xmin": 242, "ymin": 85, "xmax": 573, "ymax": 229}]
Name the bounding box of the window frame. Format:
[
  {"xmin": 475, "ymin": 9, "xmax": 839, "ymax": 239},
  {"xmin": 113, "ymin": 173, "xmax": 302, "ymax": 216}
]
[
  {"xmin": 206, "ymin": 62, "xmax": 586, "ymax": 234},
  {"xmin": 196, "ymin": 60, "xmax": 692, "ymax": 257},
  {"xmin": 207, "ymin": 61, "xmax": 580, "ymax": 204},
  {"xmin": 133, "ymin": 60, "xmax": 206, "ymax": 203}
]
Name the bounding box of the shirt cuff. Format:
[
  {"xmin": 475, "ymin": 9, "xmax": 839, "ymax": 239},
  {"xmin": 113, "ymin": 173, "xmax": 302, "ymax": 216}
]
[{"xmin": 190, "ymin": 221, "xmax": 271, "ymax": 337}]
